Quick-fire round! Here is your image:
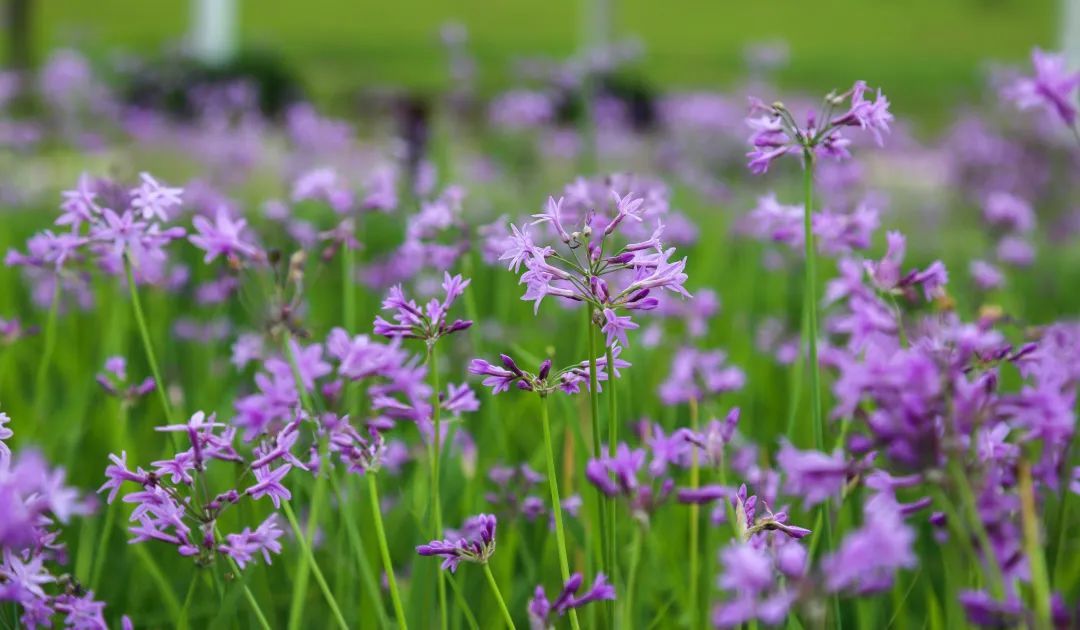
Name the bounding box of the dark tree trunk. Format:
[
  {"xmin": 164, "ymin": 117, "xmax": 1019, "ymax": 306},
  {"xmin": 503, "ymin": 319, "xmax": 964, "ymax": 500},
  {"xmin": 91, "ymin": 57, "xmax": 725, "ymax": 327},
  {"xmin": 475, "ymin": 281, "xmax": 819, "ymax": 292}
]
[{"xmin": 6, "ymin": 0, "xmax": 32, "ymax": 71}]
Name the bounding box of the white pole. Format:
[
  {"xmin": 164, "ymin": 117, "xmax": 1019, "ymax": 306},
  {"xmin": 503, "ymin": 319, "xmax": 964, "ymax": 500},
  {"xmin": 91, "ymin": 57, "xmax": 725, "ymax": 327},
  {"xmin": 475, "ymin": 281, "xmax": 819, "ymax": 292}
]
[{"xmin": 190, "ymin": 0, "xmax": 237, "ymax": 65}]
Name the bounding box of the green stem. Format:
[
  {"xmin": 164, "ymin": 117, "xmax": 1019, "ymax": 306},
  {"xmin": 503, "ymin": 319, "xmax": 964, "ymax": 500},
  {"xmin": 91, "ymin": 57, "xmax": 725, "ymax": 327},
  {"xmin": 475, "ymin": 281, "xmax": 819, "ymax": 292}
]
[
  {"xmin": 802, "ymin": 155, "xmax": 839, "ymax": 627},
  {"xmin": 32, "ymin": 281, "xmax": 61, "ymax": 425},
  {"xmin": 1052, "ymin": 439, "xmax": 1075, "ymax": 584},
  {"xmin": 446, "ymin": 573, "xmax": 482, "ymax": 630},
  {"xmin": 482, "ymin": 563, "xmax": 517, "ymax": 630},
  {"xmin": 343, "ymin": 243, "xmax": 356, "ymax": 330},
  {"xmin": 624, "ymin": 524, "xmax": 644, "ymax": 627},
  {"xmin": 1019, "ymin": 459, "xmax": 1052, "ymax": 627},
  {"xmin": 784, "ymin": 301, "xmax": 808, "ymax": 439},
  {"xmin": 282, "ymin": 501, "xmax": 349, "ymax": 630},
  {"xmin": 605, "ymin": 344, "xmax": 618, "ymax": 593},
  {"xmin": 218, "ymin": 547, "xmax": 273, "ymax": 630},
  {"xmin": 945, "ymin": 459, "xmax": 1006, "ymax": 599},
  {"xmin": 328, "ymin": 474, "xmax": 390, "ymax": 628},
  {"xmin": 801, "ymin": 152, "xmax": 823, "ymax": 451},
  {"xmin": 368, "ymin": 473, "xmax": 409, "ymax": 630},
  {"xmin": 688, "ymin": 398, "xmax": 700, "ymax": 628},
  {"xmin": 585, "ymin": 307, "xmax": 609, "ymax": 625},
  {"xmin": 178, "ymin": 572, "xmax": 199, "ymax": 630},
  {"xmin": 124, "ymin": 254, "xmax": 176, "ymax": 426},
  {"xmin": 90, "ymin": 402, "xmax": 128, "ymax": 589},
  {"xmin": 540, "ymin": 396, "xmax": 581, "ymax": 630},
  {"xmin": 129, "ymin": 543, "xmax": 183, "ymax": 620},
  {"xmin": 426, "ymin": 342, "xmax": 449, "ymax": 630}
]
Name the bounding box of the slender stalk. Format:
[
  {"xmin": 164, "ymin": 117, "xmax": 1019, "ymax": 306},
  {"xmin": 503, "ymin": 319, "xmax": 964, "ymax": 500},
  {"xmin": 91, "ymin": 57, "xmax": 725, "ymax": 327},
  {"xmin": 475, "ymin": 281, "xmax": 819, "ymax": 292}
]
[
  {"xmin": 343, "ymin": 243, "xmax": 356, "ymax": 330},
  {"xmin": 1019, "ymin": 459, "xmax": 1052, "ymax": 627},
  {"xmin": 343, "ymin": 243, "xmax": 359, "ymax": 419},
  {"xmin": 328, "ymin": 474, "xmax": 390, "ymax": 628},
  {"xmin": 801, "ymin": 152, "xmax": 823, "ymax": 451},
  {"xmin": 32, "ymin": 281, "xmax": 61, "ymax": 424},
  {"xmin": 178, "ymin": 572, "xmax": 199, "ymax": 630},
  {"xmin": 446, "ymin": 573, "xmax": 482, "ymax": 630},
  {"xmin": 287, "ymin": 449, "xmax": 330, "ymax": 630},
  {"xmin": 1052, "ymin": 440, "xmax": 1075, "ymax": 584},
  {"xmin": 368, "ymin": 473, "xmax": 408, "ymax": 630},
  {"xmin": 90, "ymin": 402, "xmax": 128, "ymax": 589},
  {"xmin": 803, "ymin": 153, "xmax": 841, "ymax": 629},
  {"xmin": 426, "ymin": 342, "xmax": 449, "ymax": 630},
  {"xmin": 281, "ymin": 501, "xmax": 349, "ymax": 630},
  {"xmin": 540, "ymin": 396, "xmax": 581, "ymax": 630},
  {"xmin": 129, "ymin": 543, "xmax": 183, "ymax": 620},
  {"xmin": 945, "ymin": 459, "xmax": 1006, "ymax": 599},
  {"xmin": 482, "ymin": 563, "xmax": 517, "ymax": 630},
  {"xmin": 688, "ymin": 398, "xmax": 701, "ymax": 627},
  {"xmin": 219, "ymin": 547, "xmax": 273, "ymax": 630},
  {"xmin": 604, "ymin": 344, "xmax": 618, "ymax": 590},
  {"xmin": 585, "ymin": 307, "xmax": 610, "ymax": 625},
  {"xmin": 624, "ymin": 524, "xmax": 644, "ymax": 627},
  {"xmin": 124, "ymin": 255, "xmax": 176, "ymax": 426}
]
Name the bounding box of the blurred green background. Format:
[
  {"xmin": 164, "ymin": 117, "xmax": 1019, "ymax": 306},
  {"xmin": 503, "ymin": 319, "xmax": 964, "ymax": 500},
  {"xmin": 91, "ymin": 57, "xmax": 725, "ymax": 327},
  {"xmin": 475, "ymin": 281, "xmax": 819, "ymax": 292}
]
[{"xmin": 30, "ymin": 0, "xmax": 1057, "ymax": 118}]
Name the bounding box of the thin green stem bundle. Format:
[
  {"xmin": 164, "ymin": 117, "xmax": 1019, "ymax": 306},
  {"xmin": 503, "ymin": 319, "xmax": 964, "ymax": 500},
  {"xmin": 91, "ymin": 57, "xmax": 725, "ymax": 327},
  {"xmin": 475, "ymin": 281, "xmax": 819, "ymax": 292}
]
[{"xmin": 540, "ymin": 396, "xmax": 581, "ymax": 630}]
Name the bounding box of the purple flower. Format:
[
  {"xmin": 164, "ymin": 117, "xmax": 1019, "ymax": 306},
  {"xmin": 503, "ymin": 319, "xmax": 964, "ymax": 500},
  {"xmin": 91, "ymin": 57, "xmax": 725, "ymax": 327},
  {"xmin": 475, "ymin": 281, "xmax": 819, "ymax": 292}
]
[
  {"xmin": 373, "ymin": 273, "xmax": 473, "ymax": 343},
  {"xmin": 970, "ymin": 260, "xmax": 1004, "ymax": 291},
  {"xmin": 982, "ymin": 192, "xmax": 1034, "ymax": 234},
  {"xmin": 586, "ymin": 442, "xmax": 674, "ymax": 515},
  {"xmin": 189, "ymin": 210, "xmax": 261, "ymax": 264},
  {"xmin": 416, "ymin": 513, "xmax": 497, "ymax": 572},
  {"xmin": 713, "ymin": 541, "xmax": 799, "ymax": 628},
  {"xmin": 219, "ymin": 514, "xmax": 285, "ymax": 569},
  {"xmin": 600, "ymin": 308, "xmax": 639, "ymax": 348},
  {"xmin": 776, "ymin": 441, "xmax": 849, "ymax": 508},
  {"xmin": 745, "ymin": 82, "xmax": 891, "ymax": 174},
  {"xmin": 528, "ymin": 573, "xmax": 616, "ymax": 628},
  {"xmin": 1003, "ymin": 48, "xmax": 1080, "ymax": 126},
  {"xmin": 130, "ymin": 172, "xmax": 183, "ymax": 222},
  {"xmin": 821, "ymin": 498, "xmax": 916, "ymax": 593},
  {"xmin": 246, "ymin": 463, "xmax": 293, "ymax": 508},
  {"xmin": 0, "ymin": 412, "xmax": 12, "ymax": 463},
  {"xmin": 658, "ymin": 347, "xmax": 745, "ymax": 405},
  {"xmin": 499, "ymin": 180, "xmax": 690, "ymax": 341}
]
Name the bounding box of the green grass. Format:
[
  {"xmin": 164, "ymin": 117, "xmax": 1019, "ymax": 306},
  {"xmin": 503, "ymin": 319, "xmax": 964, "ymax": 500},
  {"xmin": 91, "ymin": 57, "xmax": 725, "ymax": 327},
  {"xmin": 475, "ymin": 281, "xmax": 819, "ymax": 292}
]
[{"xmin": 33, "ymin": 0, "xmax": 1056, "ymax": 121}]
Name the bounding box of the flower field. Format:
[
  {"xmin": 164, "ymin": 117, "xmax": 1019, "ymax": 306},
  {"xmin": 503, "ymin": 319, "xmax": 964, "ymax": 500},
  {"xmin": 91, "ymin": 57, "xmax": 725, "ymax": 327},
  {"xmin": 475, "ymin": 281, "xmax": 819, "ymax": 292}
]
[{"xmin": 1, "ymin": 16, "xmax": 1079, "ymax": 630}]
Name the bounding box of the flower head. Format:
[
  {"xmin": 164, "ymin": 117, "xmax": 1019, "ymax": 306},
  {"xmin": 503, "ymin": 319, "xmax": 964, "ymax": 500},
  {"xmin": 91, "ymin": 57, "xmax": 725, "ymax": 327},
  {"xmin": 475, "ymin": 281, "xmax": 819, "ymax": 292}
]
[{"xmin": 416, "ymin": 514, "xmax": 497, "ymax": 572}]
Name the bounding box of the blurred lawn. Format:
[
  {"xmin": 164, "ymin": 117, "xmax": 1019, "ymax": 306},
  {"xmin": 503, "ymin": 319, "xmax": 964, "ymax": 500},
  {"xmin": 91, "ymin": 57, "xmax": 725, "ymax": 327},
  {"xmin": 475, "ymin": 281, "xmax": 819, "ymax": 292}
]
[{"xmin": 38, "ymin": 0, "xmax": 1056, "ymax": 120}]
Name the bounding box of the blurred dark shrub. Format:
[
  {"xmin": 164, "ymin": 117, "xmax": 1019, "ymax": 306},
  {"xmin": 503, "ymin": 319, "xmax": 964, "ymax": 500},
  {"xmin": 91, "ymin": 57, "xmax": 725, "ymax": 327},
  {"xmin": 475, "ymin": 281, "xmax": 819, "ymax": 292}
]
[{"xmin": 119, "ymin": 48, "xmax": 304, "ymax": 120}]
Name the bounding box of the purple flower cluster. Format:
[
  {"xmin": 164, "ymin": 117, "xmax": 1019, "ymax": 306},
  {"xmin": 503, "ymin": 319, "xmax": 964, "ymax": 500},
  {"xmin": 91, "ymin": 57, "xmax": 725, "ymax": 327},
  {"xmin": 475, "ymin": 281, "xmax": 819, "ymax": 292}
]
[
  {"xmin": 416, "ymin": 513, "xmax": 497, "ymax": 572},
  {"xmin": 373, "ymin": 272, "xmax": 473, "ymax": 344},
  {"xmin": 746, "ymin": 81, "xmax": 893, "ymax": 174},
  {"xmin": 527, "ymin": 572, "xmax": 616, "ymax": 629},
  {"xmin": 99, "ymin": 411, "xmax": 289, "ymax": 567},
  {"xmin": 499, "ymin": 178, "xmax": 691, "ymax": 347},
  {"xmin": 484, "ymin": 463, "xmax": 581, "ymax": 525},
  {"xmin": 470, "ymin": 347, "xmax": 630, "ymax": 397},
  {"xmin": 5, "ymin": 173, "xmax": 187, "ymax": 301},
  {"xmin": 586, "ymin": 442, "xmax": 675, "ymax": 518},
  {"xmin": 95, "ymin": 356, "xmax": 155, "ymax": 403},
  {"xmin": 1, "ymin": 413, "xmax": 123, "ymax": 629}
]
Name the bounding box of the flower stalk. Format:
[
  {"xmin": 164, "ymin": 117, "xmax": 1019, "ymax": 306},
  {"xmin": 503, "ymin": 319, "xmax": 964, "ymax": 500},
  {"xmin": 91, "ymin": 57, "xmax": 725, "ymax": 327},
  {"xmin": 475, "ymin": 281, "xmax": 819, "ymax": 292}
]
[{"xmin": 540, "ymin": 395, "xmax": 581, "ymax": 630}]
